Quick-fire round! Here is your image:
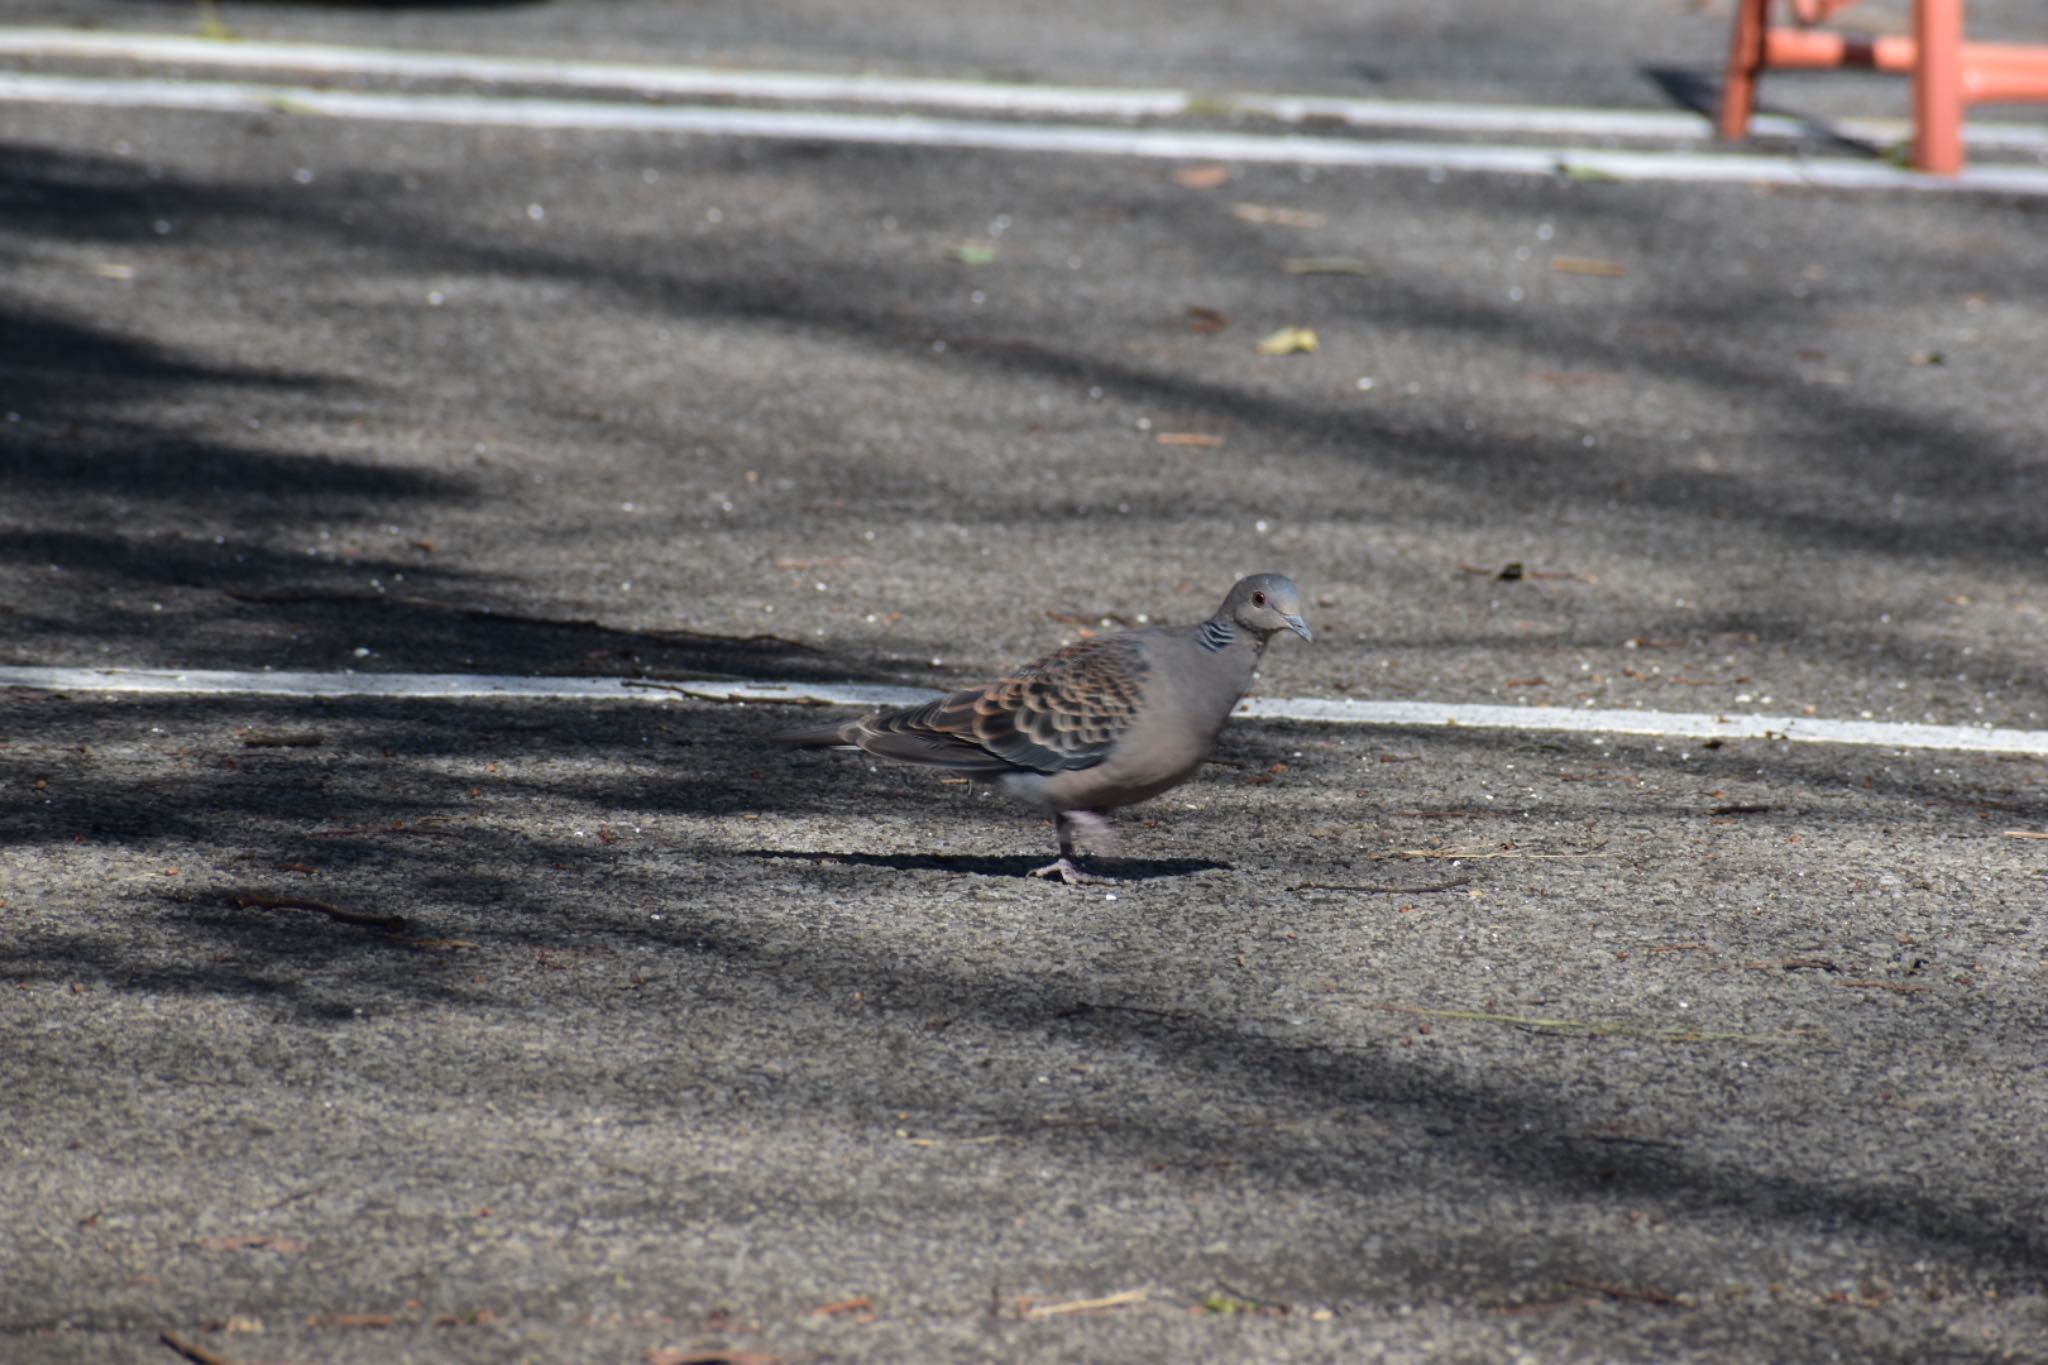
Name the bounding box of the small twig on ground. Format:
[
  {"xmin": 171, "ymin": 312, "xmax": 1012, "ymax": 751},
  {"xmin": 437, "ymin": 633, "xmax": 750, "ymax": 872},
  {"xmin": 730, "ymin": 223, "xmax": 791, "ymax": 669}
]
[
  {"xmin": 1564, "ymin": 1276, "xmax": 1685, "ymax": 1307},
  {"xmin": 1020, "ymin": 1288, "xmax": 1150, "ymax": 1319},
  {"xmin": 240, "ymin": 732, "xmax": 324, "ymax": 748},
  {"xmin": 260, "ymin": 1186, "xmax": 324, "ymax": 1213},
  {"xmin": 230, "ymin": 894, "xmax": 409, "ymax": 935},
  {"xmin": 159, "ymin": 1329, "xmax": 238, "ymax": 1365},
  {"xmin": 305, "ymin": 1312, "xmax": 396, "ymax": 1328},
  {"xmin": 2003, "ymin": 830, "xmax": 2048, "ymax": 840},
  {"xmin": 1743, "ymin": 958, "xmax": 1840, "ymax": 973},
  {"xmin": 196, "ymin": 1234, "xmax": 306, "ymax": 1253},
  {"xmin": 809, "ymin": 1295, "xmax": 872, "ymax": 1317},
  {"xmin": 1492, "ymin": 1295, "xmax": 1601, "ymax": 1316},
  {"xmin": 1709, "ymin": 804, "xmax": 1772, "ymax": 816},
  {"xmin": 1290, "ymin": 877, "xmax": 1472, "ymax": 895}
]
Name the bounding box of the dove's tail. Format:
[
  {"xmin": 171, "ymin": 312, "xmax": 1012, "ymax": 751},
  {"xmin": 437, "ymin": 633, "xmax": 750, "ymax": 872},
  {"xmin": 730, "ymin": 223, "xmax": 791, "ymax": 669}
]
[{"xmin": 776, "ymin": 712, "xmax": 1016, "ymax": 775}]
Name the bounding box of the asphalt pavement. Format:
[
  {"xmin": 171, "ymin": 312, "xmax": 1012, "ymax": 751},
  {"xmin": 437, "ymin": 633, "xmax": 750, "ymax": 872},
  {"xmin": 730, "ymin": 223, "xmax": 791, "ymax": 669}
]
[{"xmin": 2, "ymin": 2, "xmax": 2046, "ymax": 1362}]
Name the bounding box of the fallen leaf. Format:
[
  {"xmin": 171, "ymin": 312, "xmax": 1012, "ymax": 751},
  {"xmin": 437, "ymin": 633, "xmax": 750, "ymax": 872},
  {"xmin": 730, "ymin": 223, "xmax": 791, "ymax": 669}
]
[
  {"xmin": 1172, "ymin": 163, "xmax": 1231, "ymax": 189},
  {"xmin": 1184, "ymin": 305, "xmax": 1228, "ymax": 334},
  {"xmin": 1281, "ymin": 256, "xmax": 1369, "ymax": 275},
  {"xmin": 1255, "ymin": 326, "xmax": 1319, "ymax": 356},
  {"xmin": 1550, "ymin": 256, "xmax": 1628, "ymax": 277},
  {"xmin": 1155, "ymin": 432, "xmax": 1225, "ymax": 447},
  {"xmin": 1231, "ymin": 203, "xmax": 1324, "ymax": 229},
  {"xmin": 946, "ymin": 242, "xmax": 997, "ymax": 265}
]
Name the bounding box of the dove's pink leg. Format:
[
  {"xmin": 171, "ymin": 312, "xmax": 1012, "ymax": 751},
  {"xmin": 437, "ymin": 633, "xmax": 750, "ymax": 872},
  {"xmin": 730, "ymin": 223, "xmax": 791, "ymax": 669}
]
[{"xmin": 1029, "ymin": 810, "xmax": 1117, "ymax": 884}]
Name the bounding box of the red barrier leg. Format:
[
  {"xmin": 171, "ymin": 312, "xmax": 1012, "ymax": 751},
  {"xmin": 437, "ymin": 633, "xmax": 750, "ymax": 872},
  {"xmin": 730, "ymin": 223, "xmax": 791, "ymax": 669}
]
[
  {"xmin": 1914, "ymin": 0, "xmax": 1965, "ymax": 172},
  {"xmin": 1719, "ymin": 0, "xmax": 1773, "ymax": 140}
]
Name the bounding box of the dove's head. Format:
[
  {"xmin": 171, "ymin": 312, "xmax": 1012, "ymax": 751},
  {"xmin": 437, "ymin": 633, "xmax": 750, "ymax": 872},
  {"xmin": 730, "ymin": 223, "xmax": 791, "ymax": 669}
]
[{"xmin": 1220, "ymin": 573, "xmax": 1313, "ymax": 643}]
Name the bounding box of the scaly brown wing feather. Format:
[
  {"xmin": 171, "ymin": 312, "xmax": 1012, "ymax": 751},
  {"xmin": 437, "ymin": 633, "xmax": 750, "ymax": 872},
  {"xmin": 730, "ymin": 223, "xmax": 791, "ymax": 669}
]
[{"xmin": 852, "ymin": 631, "xmax": 1151, "ymax": 775}]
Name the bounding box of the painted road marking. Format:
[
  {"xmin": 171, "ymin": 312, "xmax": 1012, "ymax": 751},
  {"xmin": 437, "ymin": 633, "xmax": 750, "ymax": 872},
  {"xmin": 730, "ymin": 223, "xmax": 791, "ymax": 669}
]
[
  {"xmin": 4, "ymin": 27, "xmax": 2046, "ymax": 151},
  {"xmin": 4, "ymin": 666, "xmax": 2041, "ymax": 756},
  {"xmin": 5, "ymin": 71, "xmax": 2048, "ymax": 194}
]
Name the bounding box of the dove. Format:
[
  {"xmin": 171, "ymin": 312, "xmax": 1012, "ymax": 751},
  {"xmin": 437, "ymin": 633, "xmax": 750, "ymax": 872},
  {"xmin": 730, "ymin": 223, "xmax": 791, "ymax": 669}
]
[{"xmin": 779, "ymin": 573, "xmax": 1312, "ymax": 882}]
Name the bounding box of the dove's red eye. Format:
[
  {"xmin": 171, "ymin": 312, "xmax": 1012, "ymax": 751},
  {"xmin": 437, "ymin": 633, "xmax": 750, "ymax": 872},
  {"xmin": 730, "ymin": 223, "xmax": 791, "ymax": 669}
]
[{"xmin": 1251, "ymin": 591, "xmax": 1268, "ymax": 607}]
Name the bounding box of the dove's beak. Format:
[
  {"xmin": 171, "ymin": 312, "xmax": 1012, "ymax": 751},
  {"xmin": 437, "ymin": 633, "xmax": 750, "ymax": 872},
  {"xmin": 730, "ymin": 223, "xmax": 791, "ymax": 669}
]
[{"xmin": 1284, "ymin": 614, "xmax": 1313, "ymax": 643}]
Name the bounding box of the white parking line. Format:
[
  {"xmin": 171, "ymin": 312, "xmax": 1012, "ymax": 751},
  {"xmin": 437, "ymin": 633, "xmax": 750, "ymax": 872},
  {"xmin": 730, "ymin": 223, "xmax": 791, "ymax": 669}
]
[
  {"xmin": 4, "ymin": 666, "xmax": 2042, "ymax": 756},
  {"xmin": 5, "ymin": 26, "xmax": 2047, "ymax": 151},
  {"xmin": 6, "ymin": 70, "xmax": 2048, "ymax": 194},
  {"xmin": 0, "ymin": 665, "xmax": 936, "ymax": 711}
]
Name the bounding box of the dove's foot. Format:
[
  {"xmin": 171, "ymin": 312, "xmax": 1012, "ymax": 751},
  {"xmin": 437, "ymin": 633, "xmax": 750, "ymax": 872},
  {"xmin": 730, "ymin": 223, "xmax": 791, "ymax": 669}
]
[{"xmin": 1028, "ymin": 857, "xmax": 1116, "ymax": 886}]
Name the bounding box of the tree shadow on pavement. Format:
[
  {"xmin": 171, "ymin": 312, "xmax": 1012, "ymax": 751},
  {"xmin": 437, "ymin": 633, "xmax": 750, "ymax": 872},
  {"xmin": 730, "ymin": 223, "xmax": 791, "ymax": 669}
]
[
  {"xmin": 6, "ymin": 694, "xmax": 2044, "ymax": 1309},
  {"xmin": 0, "ymin": 143, "xmax": 921, "ymax": 683}
]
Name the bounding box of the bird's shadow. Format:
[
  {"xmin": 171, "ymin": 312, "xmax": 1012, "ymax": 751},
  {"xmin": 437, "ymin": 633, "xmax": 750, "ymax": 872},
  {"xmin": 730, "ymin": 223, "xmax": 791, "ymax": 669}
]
[{"xmin": 739, "ymin": 849, "xmax": 1229, "ymax": 882}]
